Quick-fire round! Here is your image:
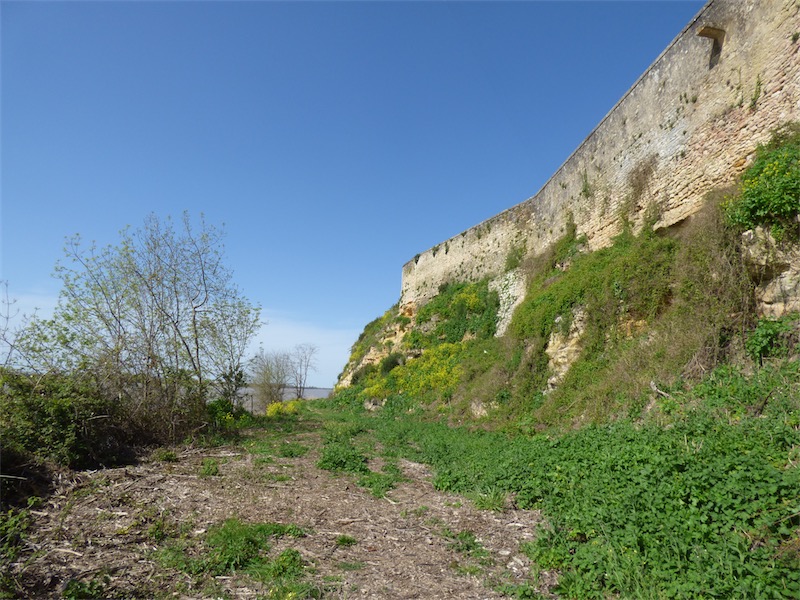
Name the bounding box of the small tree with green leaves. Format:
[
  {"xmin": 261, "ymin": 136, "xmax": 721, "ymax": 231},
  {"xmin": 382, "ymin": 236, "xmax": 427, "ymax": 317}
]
[{"xmin": 14, "ymin": 212, "xmax": 260, "ymax": 443}]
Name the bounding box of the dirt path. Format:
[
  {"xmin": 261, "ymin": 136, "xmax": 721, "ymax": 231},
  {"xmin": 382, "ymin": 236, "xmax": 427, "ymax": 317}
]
[{"xmin": 11, "ymin": 422, "xmax": 556, "ymax": 599}]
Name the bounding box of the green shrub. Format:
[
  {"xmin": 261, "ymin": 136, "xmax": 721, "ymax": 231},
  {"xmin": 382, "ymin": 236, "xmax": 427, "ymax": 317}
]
[
  {"xmin": 380, "ymin": 352, "xmax": 405, "ymax": 374},
  {"xmin": 153, "ymin": 448, "xmax": 178, "ymax": 463},
  {"xmin": 317, "ymin": 441, "xmax": 369, "ymax": 474},
  {"xmin": 0, "ymin": 369, "xmax": 125, "ymax": 470},
  {"xmin": 206, "ymin": 397, "xmax": 250, "ymax": 430},
  {"xmin": 199, "ymin": 458, "xmax": 220, "ymax": 477},
  {"xmin": 746, "ymin": 314, "xmax": 798, "ymax": 364},
  {"xmin": 725, "ymin": 123, "xmax": 800, "ymax": 239}
]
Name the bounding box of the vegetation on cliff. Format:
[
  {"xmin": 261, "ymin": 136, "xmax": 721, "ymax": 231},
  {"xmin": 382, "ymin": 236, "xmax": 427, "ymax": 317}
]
[{"xmin": 330, "ymin": 124, "xmax": 800, "ymax": 597}]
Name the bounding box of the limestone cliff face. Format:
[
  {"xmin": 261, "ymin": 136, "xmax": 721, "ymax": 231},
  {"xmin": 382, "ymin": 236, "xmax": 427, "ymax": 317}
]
[
  {"xmin": 742, "ymin": 227, "xmax": 800, "ymax": 318},
  {"xmin": 401, "ymin": 0, "xmax": 800, "ymax": 313}
]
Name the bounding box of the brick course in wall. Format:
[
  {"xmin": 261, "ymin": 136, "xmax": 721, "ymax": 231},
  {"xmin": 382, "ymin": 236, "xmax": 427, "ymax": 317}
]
[{"xmin": 400, "ymin": 0, "xmax": 800, "ymax": 309}]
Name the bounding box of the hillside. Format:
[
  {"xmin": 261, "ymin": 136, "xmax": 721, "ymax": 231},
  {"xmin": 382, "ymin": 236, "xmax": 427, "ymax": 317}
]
[{"xmin": 329, "ymin": 124, "xmax": 800, "ymax": 596}]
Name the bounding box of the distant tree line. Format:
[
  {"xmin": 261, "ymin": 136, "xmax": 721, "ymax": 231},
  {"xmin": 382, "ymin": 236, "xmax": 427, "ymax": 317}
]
[{"xmin": 248, "ymin": 343, "xmax": 318, "ymax": 409}]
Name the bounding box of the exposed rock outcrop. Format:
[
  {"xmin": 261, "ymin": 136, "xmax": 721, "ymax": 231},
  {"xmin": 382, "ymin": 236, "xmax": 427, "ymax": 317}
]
[
  {"xmin": 490, "ymin": 270, "xmax": 526, "ymax": 337},
  {"xmin": 545, "ymin": 307, "xmax": 587, "ymax": 391},
  {"xmin": 741, "ymin": 227, "xmax": 800, "ymax": 317}
]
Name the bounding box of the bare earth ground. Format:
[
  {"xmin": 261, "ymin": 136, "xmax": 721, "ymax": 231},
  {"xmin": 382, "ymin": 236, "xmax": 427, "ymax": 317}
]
[{"xmin": 10, "ymin": 421, "xmax": 557, "ymax": 599}]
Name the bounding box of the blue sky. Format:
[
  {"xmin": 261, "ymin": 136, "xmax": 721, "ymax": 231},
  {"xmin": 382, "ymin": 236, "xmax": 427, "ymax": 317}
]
[{"xmin": 1, "ymin": 0, "xmax": 704, "ymax": 387}]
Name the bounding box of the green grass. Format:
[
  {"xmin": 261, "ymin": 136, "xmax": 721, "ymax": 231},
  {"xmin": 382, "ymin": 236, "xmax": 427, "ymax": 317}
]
[
  {"xmin": 444, "ymin": 529, "xmax": 490, "ymax": 561},
  {"xmin": 357, "ymin": 461, "xmax": 404, "ymax": 498},
  {"xmin": 335, "ymin": 535, "xmax": 357, "ymax": 547},
  {"xmin": 152, "ymin": 448, "xmax": 178, "ymax": 463},
  {"xmin": 467, "ymin": 486, "xmax": 508, "ymax": 512},
  {"xmin": 336, "ymin": 561, "xmax": 365, "ymax": 571},
  {"xmin": 320, "ymin": 358, "xmax": 800, "ymax": 598},
  {"xmin": 276, "ymin": 441, "xmax": 310, "ymax": 458},
  {"xmin": 199, "ymin": 458, "xmax": 220, "ymax": 477},
  {"xmin": 155, "ymin": 517, "xmax": 319, "ymax": 597},
  {"xmin": 0, "ymin": 503, "xmax": 33, "ymax": 595}
]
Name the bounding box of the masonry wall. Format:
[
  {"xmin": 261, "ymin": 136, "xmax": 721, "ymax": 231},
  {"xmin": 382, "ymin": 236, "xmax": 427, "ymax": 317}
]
[{"xmin": 400, "ymin": 0, "xmax": 800, "ymax": 308}]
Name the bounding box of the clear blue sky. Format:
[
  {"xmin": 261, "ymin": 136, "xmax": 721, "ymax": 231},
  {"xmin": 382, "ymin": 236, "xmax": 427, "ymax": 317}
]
[{"xmin": 1, "ymin": 0, "xmax": 704, "ymax": 387}]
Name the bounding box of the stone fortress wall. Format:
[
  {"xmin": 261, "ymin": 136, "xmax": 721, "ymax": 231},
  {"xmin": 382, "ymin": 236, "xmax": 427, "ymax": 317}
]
[{"xmin": 400, "ymin": 0, "xmax": 800, "ymax": 312}]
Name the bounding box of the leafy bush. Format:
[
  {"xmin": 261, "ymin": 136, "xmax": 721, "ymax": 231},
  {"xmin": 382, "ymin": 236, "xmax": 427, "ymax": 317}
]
[
  {"xmin": 0, "ymin": 369, "xmax": 126, "ymax": 470},
  {"xmin": 206, "ymin": 398, "xmax": 247, "ymax": 429},
  {"xmin": 152, "ymin": 448, "xmax": 178, "ymax": 463},
  {"xmin": 746, "ymin": 314, "xmax": 798, "ymax": 364},
  {"xmin": 725, "ymin": 123, "xmax": 800, "ymax": 239},
  {"xmin": 0, "ymin": 504, "xmax": 31, "ymax": 593},
  {"xmin": 380, "ymin": 352, "xmax": 405, "ymax": 374},
  {"xmin": 317, "ymin": 441, "xmax": 369, "ymax": 474}
]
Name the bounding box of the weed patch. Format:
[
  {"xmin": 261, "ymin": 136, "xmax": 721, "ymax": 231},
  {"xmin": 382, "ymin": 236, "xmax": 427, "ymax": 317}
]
[
  {"xmin": 155, "ymin": 517, "xmax": 317, "ymax": 596},
  {"xmin": 0, "ymin": 503, "xmax": 32, "ymax": 595},
  {"xmin": 199, "ymin": 458, "xmax": 220, "ymax": 477},
  {"xmin": 317, "ymin": 441, "xmax": 369, "ymax": 474},
  {"xmin": 335, "ymin": 535, "xmax": 357, "ymax": 547},
  {"xmin": 276, "ymin": 441, "xmax": 310, "ymax": 458}
]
